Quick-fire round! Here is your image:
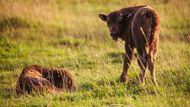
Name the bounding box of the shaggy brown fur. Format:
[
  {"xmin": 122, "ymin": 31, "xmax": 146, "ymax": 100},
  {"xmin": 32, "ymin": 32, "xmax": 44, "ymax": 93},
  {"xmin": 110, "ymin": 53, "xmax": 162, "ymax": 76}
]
[
  {"xmin": 16, "ymin": 65, "xmax": 76, "ymax": 95},
  {"xmin": 99, "ymin": 5, "xmax": 160, "ymax": 85}
]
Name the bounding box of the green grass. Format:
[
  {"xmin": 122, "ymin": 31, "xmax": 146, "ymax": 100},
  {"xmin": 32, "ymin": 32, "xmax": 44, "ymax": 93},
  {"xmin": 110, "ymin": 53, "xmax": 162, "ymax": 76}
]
[{"xmin": 0, "ymin": 0, "xmax": 190, "ymax": 106}]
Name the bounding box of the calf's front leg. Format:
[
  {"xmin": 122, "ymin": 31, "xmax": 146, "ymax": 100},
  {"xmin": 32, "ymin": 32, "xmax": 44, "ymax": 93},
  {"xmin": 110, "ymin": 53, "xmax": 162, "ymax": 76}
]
[{"xmin": 120, "ymin": 44, "xmax": 134, "ymax": 82}]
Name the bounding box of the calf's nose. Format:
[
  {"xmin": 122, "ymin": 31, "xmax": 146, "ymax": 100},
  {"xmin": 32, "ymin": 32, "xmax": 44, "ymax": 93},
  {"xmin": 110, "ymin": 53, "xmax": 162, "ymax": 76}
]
[{"xmin": 111, "ymin": 32, "xmax": 118, "ymax": 37}]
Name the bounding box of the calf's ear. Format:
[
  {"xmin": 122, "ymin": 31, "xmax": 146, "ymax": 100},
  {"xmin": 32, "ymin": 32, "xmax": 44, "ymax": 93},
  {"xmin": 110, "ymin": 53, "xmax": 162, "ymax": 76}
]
[{"xmin": 98, "ymin": 14, "xmax": 107, "ymax": 22}]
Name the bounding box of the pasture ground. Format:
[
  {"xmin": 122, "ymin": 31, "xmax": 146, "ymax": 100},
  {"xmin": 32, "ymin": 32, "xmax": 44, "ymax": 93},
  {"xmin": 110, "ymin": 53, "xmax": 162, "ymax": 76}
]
[{"xmin": 0, "ymin": 0, "xmax": 190, "ymax": 106}]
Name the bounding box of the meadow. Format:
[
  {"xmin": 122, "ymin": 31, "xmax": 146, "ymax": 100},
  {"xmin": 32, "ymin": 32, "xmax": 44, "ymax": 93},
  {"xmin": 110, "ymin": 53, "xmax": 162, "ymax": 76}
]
[{"xmin": 0, "ymin": 0, "xmax": 190, "ymax": 106}]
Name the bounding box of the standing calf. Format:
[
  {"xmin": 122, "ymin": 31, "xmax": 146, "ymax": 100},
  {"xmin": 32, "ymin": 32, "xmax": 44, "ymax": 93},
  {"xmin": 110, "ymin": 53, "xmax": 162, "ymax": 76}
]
[{"xmin": 98, "ymin": 5, "xmax": 160, "ymax": 85}]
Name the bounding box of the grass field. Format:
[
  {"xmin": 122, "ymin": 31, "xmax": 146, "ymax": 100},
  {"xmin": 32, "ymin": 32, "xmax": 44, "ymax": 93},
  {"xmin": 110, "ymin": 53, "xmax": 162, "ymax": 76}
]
[{"xmin": 0, "ymin": 0, "xmax": 190, "ymax": 106}]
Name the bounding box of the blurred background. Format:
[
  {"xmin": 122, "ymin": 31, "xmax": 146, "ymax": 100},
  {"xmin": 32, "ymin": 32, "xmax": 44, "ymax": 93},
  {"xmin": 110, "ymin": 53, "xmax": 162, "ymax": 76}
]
[{"xmin": 0, "ymin": 0, "xmax": 189, "ymax": 42}]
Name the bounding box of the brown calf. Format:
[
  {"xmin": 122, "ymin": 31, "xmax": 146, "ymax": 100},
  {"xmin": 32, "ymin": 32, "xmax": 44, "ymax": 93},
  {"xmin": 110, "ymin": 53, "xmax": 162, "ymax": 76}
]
[
  {"xmin": 99, "ymin": 5, "xmax": 160, "ymax": 85},
  {"xmin": 16, "ymin": 65, "xmax": 76, "ymax": 95}
]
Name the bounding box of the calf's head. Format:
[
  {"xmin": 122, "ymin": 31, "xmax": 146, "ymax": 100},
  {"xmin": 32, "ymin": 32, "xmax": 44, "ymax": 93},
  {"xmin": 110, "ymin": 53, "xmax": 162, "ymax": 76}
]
[{"xmin": 99, "ymin": 11, "xmax": 132, "ymax": 40}]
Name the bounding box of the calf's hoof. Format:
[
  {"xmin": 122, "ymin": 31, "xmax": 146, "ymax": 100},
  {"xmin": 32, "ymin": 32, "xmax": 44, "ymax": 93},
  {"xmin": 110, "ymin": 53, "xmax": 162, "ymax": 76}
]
[
  {"xmin": 138, "ymin": 76, "xmax": 145, "ymax": 86},
  {"xmin": 120, "ymin": 76, "xmax": 126, "ymax": 82},
  {"xmin": 153, "ymin": 81, "xmax": 158, "ymax": 86}
]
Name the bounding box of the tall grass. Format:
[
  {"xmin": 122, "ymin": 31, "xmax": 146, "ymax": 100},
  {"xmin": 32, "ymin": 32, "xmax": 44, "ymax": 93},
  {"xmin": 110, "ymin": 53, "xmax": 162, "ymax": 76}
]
[{"xmin": 0, "ymin": 0, "xmax": 190, "ymax": 106}]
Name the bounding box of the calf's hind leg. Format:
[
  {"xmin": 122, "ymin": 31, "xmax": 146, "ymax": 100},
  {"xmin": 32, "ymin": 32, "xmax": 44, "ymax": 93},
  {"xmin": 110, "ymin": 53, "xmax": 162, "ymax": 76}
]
[
  {"xmin": 148, "ymin": 43, "xmax": 158, "ymax": 86},
  {"xmin": 137, "ymin": 48, "xmax": 148, "ymax": 85}
]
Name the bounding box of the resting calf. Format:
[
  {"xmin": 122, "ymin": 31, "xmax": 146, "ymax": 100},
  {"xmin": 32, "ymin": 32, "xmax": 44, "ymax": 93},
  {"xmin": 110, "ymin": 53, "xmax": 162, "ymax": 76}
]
[{"xmin": 16, "ymin": 65, "xmax": 76, "ymax": 95}]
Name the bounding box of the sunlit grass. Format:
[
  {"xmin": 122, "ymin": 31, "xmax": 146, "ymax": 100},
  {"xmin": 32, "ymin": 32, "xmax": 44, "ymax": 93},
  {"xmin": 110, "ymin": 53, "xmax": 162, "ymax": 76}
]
[{"xmin": 0, "ymin": 0, "xmax": 190, "ymax": 106}]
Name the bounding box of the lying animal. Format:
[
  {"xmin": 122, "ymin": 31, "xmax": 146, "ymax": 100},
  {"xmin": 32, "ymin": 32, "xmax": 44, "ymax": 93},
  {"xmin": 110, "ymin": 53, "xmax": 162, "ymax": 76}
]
[
  {"xmin": 16, "ymin": 65, "xmax": 76, "ymax": 95},
  {"xmin": 99, "ymin": 5, "xmax": 160, "ymax": 85}
]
